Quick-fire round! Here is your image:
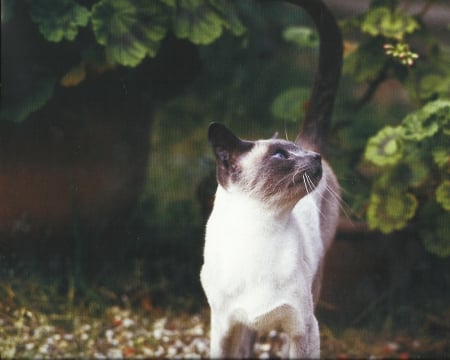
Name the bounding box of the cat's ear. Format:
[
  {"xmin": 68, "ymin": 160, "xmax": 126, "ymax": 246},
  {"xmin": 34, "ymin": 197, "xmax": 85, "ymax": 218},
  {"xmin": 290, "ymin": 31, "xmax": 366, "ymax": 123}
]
[
  {"xmin": 271, "ymin": 131, "xmax": 279, "ymax": 139},
  {"xmin": 208, "ymin": 123, "xmax": 253, "ymax": 176}
]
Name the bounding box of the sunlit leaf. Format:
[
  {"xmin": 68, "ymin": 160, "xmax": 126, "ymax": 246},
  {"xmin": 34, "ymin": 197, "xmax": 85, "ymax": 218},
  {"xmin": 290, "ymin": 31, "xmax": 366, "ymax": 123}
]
[
  {"xmin": 401, "ymin": 110, "xmax": 439, "ymax": 141},
  {"xmin": 29, "ymin": 0, "xmax": 90, "ymax": 42},
  {"xmin": 367, "ymin": 188, "xmax": 418, "ymax": 233},
  {"xmin": 365, "ymin": 126, "xmax": 404, "ymax": 166},
  {"xmin": 92, "ymin": 0, "xmax": 170, "ymax": 66},
  {"xmin": 173, "ymin": 0, "xmax": 236, "ymax": 45},
  {"xmin": 361, "ymin": 7, "xmax": 419, "ymax": 40},
  {"xmin": 436, "ymin": 180, "xmax": 450, "ymax": 211},
  {"xmin": 209, "ymin": 0, "xmax": 246, "ymax": 37},
  {"xmin": 282, "ymin": 26, "xmax": 319, "ymax": 48},
  {"xmin": 402, "ymin": 99, "xmax": 450, "ymax": 140},
  {"xmin": 432, "ymin": 143, "xmax": 450, "ymax": 170},
  {"xmin": 270, "ymin": 87, "xmax": 310, "ymax": 122}
]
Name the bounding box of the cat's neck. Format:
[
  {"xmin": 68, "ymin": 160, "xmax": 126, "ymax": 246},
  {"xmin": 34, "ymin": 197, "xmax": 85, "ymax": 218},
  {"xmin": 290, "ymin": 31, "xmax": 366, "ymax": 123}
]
[{"xmin": 212, "ymin": 185, "xmax": 294, "ymax": 225}]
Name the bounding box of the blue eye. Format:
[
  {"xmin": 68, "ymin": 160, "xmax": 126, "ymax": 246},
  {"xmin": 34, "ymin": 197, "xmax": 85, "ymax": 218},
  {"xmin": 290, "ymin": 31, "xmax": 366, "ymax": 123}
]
[{"xmin": 272, "ymin": 149, "xmax": 289, "ymax": 159}]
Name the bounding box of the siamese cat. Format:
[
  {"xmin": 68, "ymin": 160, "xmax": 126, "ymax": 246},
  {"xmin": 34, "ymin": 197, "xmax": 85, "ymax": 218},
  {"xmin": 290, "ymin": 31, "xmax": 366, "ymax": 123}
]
[{"xmin": 200, "ymin": 0, "xmax": 343, "ymax": 358}]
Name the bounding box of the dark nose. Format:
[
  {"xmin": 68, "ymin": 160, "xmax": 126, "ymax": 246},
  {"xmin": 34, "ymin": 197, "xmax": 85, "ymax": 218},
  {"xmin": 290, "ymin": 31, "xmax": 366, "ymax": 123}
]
[{"xmin": 312, "ymin": 152, "xmax": 321, "ymax": 162}]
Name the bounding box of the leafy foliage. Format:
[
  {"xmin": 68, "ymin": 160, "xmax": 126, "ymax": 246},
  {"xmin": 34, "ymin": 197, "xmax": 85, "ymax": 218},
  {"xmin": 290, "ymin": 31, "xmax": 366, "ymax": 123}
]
[
  {"xmin": 364, "ymin": 126, "xmax": 404, "ymax": 166},
  {"xmin": 91, "ymin": 0, "xmax": 171, "ymax": 66},
  {"xmin": 173, "ymin": 0, "xmax": 245, "ymax": 45},
  {"xmin": 361, "ymin": 7, "xmax": 419, "ymax": 40},
  {"xmin": 270, "ymin": 87, "xmax": 310, "ymax": 122},
  {"xmin": 282, "ymin": 26, "xmax": 319, "ymax": 48},
  {"xmin": 29, "ymin": 0, "xmax": 90, "ymax": 42},
  {"xmin": 3, "ymin": 0, "xmax": 450, "ymax": 258},
  {"xmin": 343, "ymin": 38, "xmax": 386, "ymax": 82},
  {"xmin": 338, "ymin": 0, "xmax": 450, "ymax": 255},
  {"xmin": 436, "ymin": 181, "xmax": 450, "ymax": 211},
  {"xmin": 3, "ymin": 0, "xmax": 247, "ymax": 122},
  {"xmin": 364, "ymin": 98, "xmax": 450, "ymax": 250},
  {"xmin": 367, "ymin": 188, "xmax": 418, "ymax": 233}
]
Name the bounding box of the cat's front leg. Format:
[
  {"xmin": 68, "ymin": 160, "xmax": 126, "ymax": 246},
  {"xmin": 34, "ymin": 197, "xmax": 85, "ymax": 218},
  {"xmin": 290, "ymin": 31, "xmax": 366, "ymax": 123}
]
[
  {"xmin": 210, "ymin": 312, "xmax": 256, "ymax": 358},
  {"xmin": 288, "ymin": 316, "xmax": 320, "ymax": 359},
  {"xmin": 209, "ymin": 313, "xmax": 226, "ymax": 358}
]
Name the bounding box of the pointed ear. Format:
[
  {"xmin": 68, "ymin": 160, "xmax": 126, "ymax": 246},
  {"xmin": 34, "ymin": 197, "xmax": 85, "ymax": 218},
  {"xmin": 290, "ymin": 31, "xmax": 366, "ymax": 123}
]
[
  {"xmin": 271, "ymin": 131, "xmax": 279, "ymax": 139},
  {"xmin": 208, "ymin": 123, "xmax": 253, "ymax": 169}
]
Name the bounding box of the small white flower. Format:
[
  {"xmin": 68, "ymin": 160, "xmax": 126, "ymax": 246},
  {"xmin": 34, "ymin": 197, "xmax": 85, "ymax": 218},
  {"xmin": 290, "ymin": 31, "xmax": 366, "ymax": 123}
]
[{"xmin": 123, "ymin": 318, "xmax": 135, "ymax": 328}]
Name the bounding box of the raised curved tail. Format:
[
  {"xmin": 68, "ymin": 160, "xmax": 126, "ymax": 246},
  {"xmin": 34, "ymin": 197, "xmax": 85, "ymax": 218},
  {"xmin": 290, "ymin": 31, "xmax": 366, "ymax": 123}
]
[{"xmin": 262, "ymin": 0, "xmax": 343, "ymax": 151}]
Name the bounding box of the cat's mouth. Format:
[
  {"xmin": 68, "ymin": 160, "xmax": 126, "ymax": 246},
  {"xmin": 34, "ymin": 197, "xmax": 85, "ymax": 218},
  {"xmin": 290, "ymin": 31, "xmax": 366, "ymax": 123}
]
[{"xmin": 290, "ymin": 162, "xmax": 322, "ymax": 191}]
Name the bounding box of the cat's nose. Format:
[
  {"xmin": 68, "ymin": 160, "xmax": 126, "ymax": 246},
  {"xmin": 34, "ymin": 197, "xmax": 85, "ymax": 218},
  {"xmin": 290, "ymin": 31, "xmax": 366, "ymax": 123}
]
[{"xmin": 311, "ymin": 152, "xmax": 321, "ymax": 162}]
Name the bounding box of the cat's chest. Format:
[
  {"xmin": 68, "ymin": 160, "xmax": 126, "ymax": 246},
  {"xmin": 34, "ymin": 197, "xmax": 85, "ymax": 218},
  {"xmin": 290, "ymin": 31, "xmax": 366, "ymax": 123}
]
[{"xmin": 204, "ymin": 210, "xmax": 313, "ymax": 287}]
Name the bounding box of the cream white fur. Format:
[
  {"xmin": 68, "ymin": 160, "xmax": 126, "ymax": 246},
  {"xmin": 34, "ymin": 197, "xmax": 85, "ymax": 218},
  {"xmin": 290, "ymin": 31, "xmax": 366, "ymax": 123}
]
[{"xmin": 200, "ymin": 156, "xmax": 339, "ymax": 358}]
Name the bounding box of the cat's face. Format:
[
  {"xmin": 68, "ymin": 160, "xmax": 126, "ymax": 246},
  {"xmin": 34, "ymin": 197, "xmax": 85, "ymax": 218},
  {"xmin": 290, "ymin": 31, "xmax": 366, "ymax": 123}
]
[{"xmin": 208, "ymin": 123, "xmax": 322, "ymax": 208}]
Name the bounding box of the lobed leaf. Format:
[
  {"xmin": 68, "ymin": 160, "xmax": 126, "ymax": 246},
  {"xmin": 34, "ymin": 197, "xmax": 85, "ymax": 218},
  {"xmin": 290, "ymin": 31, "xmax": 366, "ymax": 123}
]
[
  {"xmin": 209, "ymin": 0, "xmax": 246, "ymax": 37},
  {"xmin": 173, "ymin": 0, "xmax": 224, "ymax": 45},
  {"xmin": 361, "ymin": 7, "xmax": 419, "ymax": 40},
  {"xmin": 92, "ymin": 0, "xmax": 170, "ymax": 66},
  {"xmin": 270, "ymin": 87, "xmax": 310, "ymax": 122},
  {"xmin": 432, "ymin": 143, "xmax": 450, "ymax": 170},
  {"xmin": 367, "ymin": 188, "xmax": 418, "ymax": 233},
  {"xmin": 402, "ymin": 99, "xmax": 450, "ymax": 140},
  {"xmin": 436, "ymin": 180, "xmax": 450, "ymax": 211},
  {"xmin": 29, "ymin": 0, "xmax": 90, "ymax": 42},
  {"xmin": 365, "ymin": 126, "xmax": 404, "ymax": 166},
  {"xmin": 282, "ymin": 26, "xmax": 319, "ymax": 49}
]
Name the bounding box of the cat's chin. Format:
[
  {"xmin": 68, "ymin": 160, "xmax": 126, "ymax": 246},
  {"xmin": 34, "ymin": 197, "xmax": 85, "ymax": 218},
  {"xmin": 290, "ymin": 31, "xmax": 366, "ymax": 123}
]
[{"xmin": 288, "ymin": 168, "xmax": 322, "ymax": 190}]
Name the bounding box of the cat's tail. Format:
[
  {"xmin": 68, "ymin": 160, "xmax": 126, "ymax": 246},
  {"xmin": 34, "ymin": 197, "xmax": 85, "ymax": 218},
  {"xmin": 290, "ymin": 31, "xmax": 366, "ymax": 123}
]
[{"xmin": 263, "ymin": 0, "xmax": 343, "ymax": 152}]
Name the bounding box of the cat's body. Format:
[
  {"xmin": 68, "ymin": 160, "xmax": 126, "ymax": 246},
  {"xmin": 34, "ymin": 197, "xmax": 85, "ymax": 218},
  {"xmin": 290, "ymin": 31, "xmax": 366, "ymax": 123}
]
[
  {"xmin": 200, "ymin": 0, "xmax": 343, "ymax": 358},
  {"xmin": 201, "ymin": 133, "xmax": 340, "ymax": 358}
]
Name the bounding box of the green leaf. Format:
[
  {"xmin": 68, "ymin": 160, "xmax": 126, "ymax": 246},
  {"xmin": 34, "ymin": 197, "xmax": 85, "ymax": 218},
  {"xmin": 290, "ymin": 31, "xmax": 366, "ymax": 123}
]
[
  {"xmin": 282, "ymin": 26, "xmax": 319, "ymax": 49},
  {"xmin": 173, "ymin": 0, "xmax": 240, "ymax": 45},
  {"xmin": 209, "ymin": 0, "xmax": 246, "ymax": 37},
  {"xmin": 401, "ymin": 110, "xmax": 439, "ymax": 141},
  {"xmin": 432, "ymin": 141, "xmax": 450, "ymax": 169},
  {"xmin": 392, "ymin": 159, "xmax": 430, "ymax": 189},
  {"xmin": 420, "ymin": 212, "xmax": 450, "ymax": 257},
  {"xmin": 402, "ymin": 99, "xmax": 450, "ymax": 140},
  {"xmin": 365, "ymin": 126, "xmax": 404, "ymax": 166},
  {"xmin": 343, "ymin": 38, "xmax": 386, "ymax": 82},
  {"xmin": 436, "ymin": 180, "xmax": 450, "ymax": 211},
  {"xmin": 367, "ymin": 188, "xmax": 418, "ymax": 233},
  {"xmin": 92, "ymin": 0, "xmax": 170, "ymax": 66},
  {"xmin": 419, "ymin": 74, "xmax": 450, "ymax": 99},
  {"xmin": 29, "ymin": 0, "xmax": 90, "ymax": 42},
  {"xmin": 361, "ymin": 7, "xmax": 419, "ymax": 40},
  {"xmin": 270, "ymin": 87, "xmax": 310, "ymax": 122},
  {"xmin": 0, "ymin": 76, "xmax": 56, "ymax": 123}
]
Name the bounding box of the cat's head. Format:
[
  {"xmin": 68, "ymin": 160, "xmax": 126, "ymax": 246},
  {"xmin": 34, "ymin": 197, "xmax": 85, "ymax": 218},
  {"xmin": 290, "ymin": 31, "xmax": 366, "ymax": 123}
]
[{"xmin": 208, "ymin": 123, "xmax": 322, "ymax": 208}]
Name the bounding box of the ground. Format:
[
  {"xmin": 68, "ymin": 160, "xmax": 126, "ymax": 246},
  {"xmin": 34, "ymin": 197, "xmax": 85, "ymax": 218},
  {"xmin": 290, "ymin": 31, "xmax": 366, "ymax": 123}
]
[{"xmin": 1, "ymin": 300, "xmax": 449, "ymax": 359}]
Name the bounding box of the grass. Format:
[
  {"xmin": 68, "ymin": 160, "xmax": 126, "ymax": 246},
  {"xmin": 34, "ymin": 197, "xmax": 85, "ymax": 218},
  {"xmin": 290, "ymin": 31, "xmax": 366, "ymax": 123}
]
[{"xmin": 1, "ymin": 256, "xmax": 449, "ymax": 359}]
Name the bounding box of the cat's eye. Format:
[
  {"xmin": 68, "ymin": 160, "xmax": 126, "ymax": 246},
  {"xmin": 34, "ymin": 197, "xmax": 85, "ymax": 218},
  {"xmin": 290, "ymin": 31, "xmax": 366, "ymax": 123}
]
[{"xmin": 272, "ymin": 149, "xmax": 289, "ymax": 159}]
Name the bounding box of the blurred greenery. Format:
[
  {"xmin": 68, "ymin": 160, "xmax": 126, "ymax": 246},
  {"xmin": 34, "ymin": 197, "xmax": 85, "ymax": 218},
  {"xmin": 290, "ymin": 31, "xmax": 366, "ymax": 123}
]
[{"xmin": 1, "ymin": 0, "xmax": 450, "ymax": 330}]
